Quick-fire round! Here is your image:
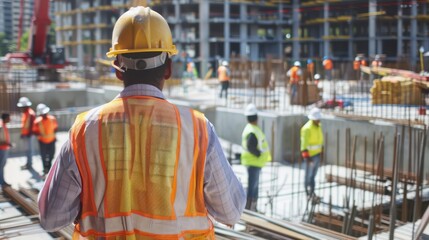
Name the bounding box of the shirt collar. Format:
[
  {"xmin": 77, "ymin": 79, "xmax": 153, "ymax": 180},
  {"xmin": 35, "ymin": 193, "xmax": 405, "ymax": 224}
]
[{"xmin": 116, "ymin": 84, "xmax": 165, "ymax": 99}]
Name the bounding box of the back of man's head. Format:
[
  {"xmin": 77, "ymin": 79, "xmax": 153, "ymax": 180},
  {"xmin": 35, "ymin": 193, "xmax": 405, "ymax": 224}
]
[{"xmin": 106, "ymin": 7, "xmax": 177, "ymax": 87}]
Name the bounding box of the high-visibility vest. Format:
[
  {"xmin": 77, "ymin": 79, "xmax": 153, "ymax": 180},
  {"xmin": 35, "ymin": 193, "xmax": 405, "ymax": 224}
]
[
  {"xmin": 70, "ymin": 96, "xmax": 214, "ymax": 240},
  {"xmin": 289, "ymin": 66, "xmax": 301, "ymax": 83},
  {"xmin": 217, "ymin": 66, "xmax": 230, "ymax": 82},
  {"xmin": 353, "ymin": 60, "xmax": 360, "ymax": 70},
  {"xmin": 21, "ymin": 108, "xmax": 35, "ymax": 136},
  {"xmin": 0, "ymin": 121, "xmax": 10, "ymax": 150},
  {"xmin": 241, "ymin": 123, "xmax": 272, "ymax": 168},
  {"xmin": 323, "ymin": 59, "xmax": 333, "ymax": 70},
  {"xmin": 360, "ymin": 60, "xmax": 367, "ymax": 66},
  {"xmin": 300, "ymin": 120, "xmax": 324, "ymax": 157},
  {"xmin": 33, "ymin": 115, "xmax": 58, "ymax": 144},
  {"xmin": 307, "ymin": 62, "xmax": 314, "ymax": 73}
]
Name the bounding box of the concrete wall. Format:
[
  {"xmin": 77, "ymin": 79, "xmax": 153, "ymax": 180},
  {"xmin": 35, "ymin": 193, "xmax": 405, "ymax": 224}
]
[{"xmin": 10, "ymin": 87, "xmax": 429, "ymax": 179}]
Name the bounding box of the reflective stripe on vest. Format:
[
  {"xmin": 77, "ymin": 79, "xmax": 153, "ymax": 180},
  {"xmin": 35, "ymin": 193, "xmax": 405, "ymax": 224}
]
[
  {"xmin": 307, "ymin": 144, "xmax": 322, "ymax": 151},
  {"xmin": 35, "ymin": 116, "xmax": 57, "ymax": 143},
  {"xmin": 70, "ymin": 96, "xmax": 214, "ymax": 239}
]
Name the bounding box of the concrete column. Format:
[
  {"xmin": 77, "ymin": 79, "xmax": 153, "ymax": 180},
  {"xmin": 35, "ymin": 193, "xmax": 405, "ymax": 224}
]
[
  {"xmin": 423, "ymin": 3, "xmax": 428, "ymax": 50},
  {"xmin": 224, "ymin": 0, "xmax": 230, "ymax": 60},
  {"xmin": 174, "ymin": 1, "xmax": 181, "ymax": 52},
  {"xmin": 323, "ymin": 2, "xmax": 330, "ymax": 57},
  {"xmin": 292, "ymin": 0, "xmax": 300, "ymax": 60},
  {"xmin": 239, "ymin": 4, "xmax": 248, "ymax": 57},
  {"xmin": 95, "ymin": 0, "xmax": 102, "ymax": 59},
  {"xmin": 368, "ymin": 0, "xmax": 376, "ymax": 57},
  {"xmin": 76, "ymin": 0, "xmax": 83, "ymax": 68},
  {"xmin": 249, "ymin": 25, "xmax": 259, "ymax": 61},
  {"xmin": 397, "ymin": 0, "xmax": 403, "ymax": 56},
  {"xmin": 199, "ymin": 0, "xmax": 209, "ymax": 78},
  {"xmin": 276, "ymin": 3, "xmax": 283, "ymax": 60},
  {"xmin": 410, "ymin": 0, "xmax": 417, "ymax": 69},
  {"xmin": 348, "ymin": 19, "xmax": 353, "ymax": 60}
]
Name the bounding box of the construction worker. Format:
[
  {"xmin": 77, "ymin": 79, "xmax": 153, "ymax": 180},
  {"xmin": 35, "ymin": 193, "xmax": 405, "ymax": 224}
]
[
  {"xmin": 241, "ymin": 104, "xmax": 272, "ymax": 211},
  {"xmin": 17, "ymin": 96, "xmax": 35, "ymax": 170},
  {"xmin": 32, "ymin": 104, "xmax": 58, "ymax": 175},
  {"xmin": 286, "ymin": 61, "xmax": 302, "ymax": 104},
  {"xmin": 371, "ymin": 55, "xmax": 382, "ymax": 81},
  {"xmin": 306, "ymin": 58, "xmax": 315, "ymax": 81},
  {"xmin": 38, "ymin": 7, "xmax": 245, "ymax": 239},
  {"xmin": 0, "ymin": 113, "xmax": 11, "ymax": 188},
  {"xmin": 353, "ymin": 57, "xmax": 361, "ymax": 80},
  {"xmin": 217, "ymin": 60, "xmax": 230, "ymax": 99},
  {"xmin": 371, "ymin": 54, "xmax": 382, "ymax": 68},
  {"xmin": 322, "ymin": 56, "xmax": 333, "ymax": 81},
  {"xmin": 300, "ymin": 108, "xmax": 324, "ymax": 199}
]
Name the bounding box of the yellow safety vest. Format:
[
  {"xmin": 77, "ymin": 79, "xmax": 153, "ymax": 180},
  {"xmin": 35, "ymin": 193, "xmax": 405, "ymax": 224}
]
[
  {"xmin": 241, "ymin": 123, "xmax": 272, "ymax": 168},
  {"xmin": 300, "ymin": 120, "xmax": 324, "ymax": 157},
  {"xmin": 70, "ymin": 96, "xmax": 214, "ymax": 240}
]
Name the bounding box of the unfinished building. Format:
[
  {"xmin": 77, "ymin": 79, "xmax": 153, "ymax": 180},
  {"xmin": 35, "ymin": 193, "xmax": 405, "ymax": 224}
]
[{"xmin": 54, "ymin": 0, "xmax": 429, "ymax": 77}]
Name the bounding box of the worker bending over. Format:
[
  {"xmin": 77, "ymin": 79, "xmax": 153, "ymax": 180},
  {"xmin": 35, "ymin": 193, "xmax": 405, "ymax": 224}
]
[
  {"xmin": 300, "ymin": 108, "xmax": 324, "ymax": 199},
  {"xmin": 38, "ymin": 7, "xmax": 245, "ymax": 239}
]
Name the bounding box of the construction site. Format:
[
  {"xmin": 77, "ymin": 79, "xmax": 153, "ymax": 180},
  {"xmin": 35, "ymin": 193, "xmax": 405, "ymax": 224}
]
[{"xmin": 1, "ymin": 0, "xmax": 429, "ymax": 239}]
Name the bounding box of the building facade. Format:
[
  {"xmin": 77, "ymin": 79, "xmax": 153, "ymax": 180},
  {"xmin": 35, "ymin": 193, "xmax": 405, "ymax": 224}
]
[{"xmin": 53, "ymin": 0, "xmax": 429, "ymax": 75}]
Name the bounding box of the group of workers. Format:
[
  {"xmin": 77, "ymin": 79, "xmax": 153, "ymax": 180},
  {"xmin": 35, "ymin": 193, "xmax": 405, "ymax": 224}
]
[
  {"xmin": 241, "ymin": 104, "xmax": 324, "ymax": 212},
  {"xmin": 0, "ymin": 97, "xmax": 58, "ymax": 188}
]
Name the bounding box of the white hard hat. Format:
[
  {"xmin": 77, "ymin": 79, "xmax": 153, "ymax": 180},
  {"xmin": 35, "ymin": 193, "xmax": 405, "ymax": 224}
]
[
  {"xmin": 222, "ymin": 60, "xmax": 229, "ymax": 66},
  {"xmin": 36, "ymin": 103, "xmax": 50, "ymax": 115},
  {"xmin": 294, "ymin": 61, "xmax": 301, "ymax": 67},
  {"xmin": 314, "ymin": 74, "xmax": 321, "ymax": 80},
  {"xmin": 17, "ymin": 97, "xmax": 32, "ymax": 107},
  {"xmin": 244, "ymin": 104, "xmax": 258, "ymax": 116},
  {"xmin": 308, "ymin": 108, "xmax": 321, "ymax": 120}
]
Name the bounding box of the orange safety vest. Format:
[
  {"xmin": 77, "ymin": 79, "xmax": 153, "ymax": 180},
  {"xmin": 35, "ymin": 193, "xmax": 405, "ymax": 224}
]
[
  {"xmin": 353, "ymin": 60, "xmax": 360, "ymax": 70},
  {"xmin": 21, "ymin": 108, "xmax": 35, "ymax": 136},
  {"xmin": 217, "ymin": 66, "xmax": 230, "ymax": 82},
  {"xmin": 289, "ymin": 66, "xmax": 301, "ymax": 83},
  {"xmin": 360, "ymin": 60, "xmax": 367, "ymax": 66},
  {"xmin": 323, "ymin": 59, "xmax": 333, "ymax": 70},
  {"xmin": 0, "ymin": 121, "xmax": 10, "ymax": 150},
  {"xmin": 33, "ymin": 115, "xmax": 58, "ymax": 144},
  {"xmin": 307, "ymin": 62, "xmax": 314, "ymax": 73},
  {"xmin": 70, "ymin": 96, "xmax": 214, "ymax": 240}
]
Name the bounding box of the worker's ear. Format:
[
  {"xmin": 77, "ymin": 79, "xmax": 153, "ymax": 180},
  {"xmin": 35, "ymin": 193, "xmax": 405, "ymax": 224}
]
[
  {"xmin": 163, "ymin": 58, "xmax": 172, "ymax": 80},
  {"xmin": 114, "ymin": 59, "xmax": 124, "ymax": 81}
]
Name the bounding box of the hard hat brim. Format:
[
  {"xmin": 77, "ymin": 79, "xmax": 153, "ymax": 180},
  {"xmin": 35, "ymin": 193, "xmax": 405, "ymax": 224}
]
[{"xmin": 106, "ymin": 47, "xmax": 178, "ymax": 58}]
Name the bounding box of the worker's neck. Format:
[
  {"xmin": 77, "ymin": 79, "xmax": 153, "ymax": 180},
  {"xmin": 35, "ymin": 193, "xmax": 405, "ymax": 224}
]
[{"xmin": 124, "ymin": 81, "xmax": 163, "ymax": 91}]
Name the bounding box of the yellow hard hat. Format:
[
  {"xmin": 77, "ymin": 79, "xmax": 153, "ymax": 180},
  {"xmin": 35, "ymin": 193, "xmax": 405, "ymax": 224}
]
[{"xmin": 106, "ymin": 6, "xmax": 177, "ymax": 58}]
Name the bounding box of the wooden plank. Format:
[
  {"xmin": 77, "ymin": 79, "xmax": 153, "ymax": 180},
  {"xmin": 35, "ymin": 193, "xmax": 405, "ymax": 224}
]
[
  {"xmin": 240, "ymin": 213, "xmax": 313, "ymax": 240},
  {"xmin": 325, "ymin": 173, "xmax": 385, "ymax": 194}
]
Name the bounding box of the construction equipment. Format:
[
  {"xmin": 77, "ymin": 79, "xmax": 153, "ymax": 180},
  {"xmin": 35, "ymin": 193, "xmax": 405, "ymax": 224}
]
[{"xmin": 2, "ymin": 0, "xmax": 67, "ymax": 81}]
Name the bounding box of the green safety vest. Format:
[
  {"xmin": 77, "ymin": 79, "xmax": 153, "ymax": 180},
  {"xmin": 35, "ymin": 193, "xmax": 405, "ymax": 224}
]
[
  {"xmin": 241, "ymin": 123, "xmax": 272, "ymax": 167},
  {"xmin": 300, "ymin": 120, "xmax": 324, "ymax": 157}
]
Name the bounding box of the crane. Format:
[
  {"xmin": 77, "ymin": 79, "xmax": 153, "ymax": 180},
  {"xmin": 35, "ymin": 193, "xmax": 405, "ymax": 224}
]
[{"xmin": 3, "ymin": 0, "xmax": 67, "ymax": 81}]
